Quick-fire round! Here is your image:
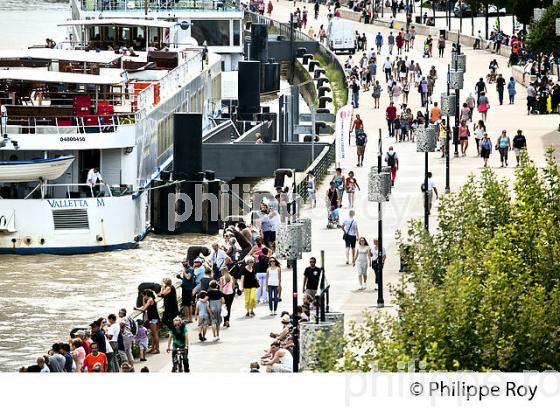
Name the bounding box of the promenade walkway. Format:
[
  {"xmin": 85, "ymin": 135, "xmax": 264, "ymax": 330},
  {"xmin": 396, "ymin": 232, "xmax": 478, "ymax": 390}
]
[{"xmin": 144, "ymin": 3, "xmax": 557, "ymax": 372}]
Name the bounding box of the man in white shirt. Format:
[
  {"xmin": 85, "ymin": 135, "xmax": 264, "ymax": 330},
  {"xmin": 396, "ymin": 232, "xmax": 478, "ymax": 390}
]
[
  {"xmin": 383, "ymin": 57, "xmax": 393, "ymax": 82},
  {"xmin": 0, "ymin": 104, "xmax": 7, "ymax": 136},
  {"xmin": 106, "ymin": 314, "xmax": 121, "ymax": 354},
  {"xmin": 341, "ymin": 209, "xmax": 359, "ymax": 265},
  {"xmin": 86, "ymin": 167, "xmax": 103, "ymax": 196},
  {"xmin": 210, "ymin": 242, "xmax": 229, "ymax": 279},
  {"xmin": 426, "ymin": 172, "xmax": 439, "ymax": 215},
  {"xmin": 474, "ymin": 30, "xmax": 482, "ymax": 49}
]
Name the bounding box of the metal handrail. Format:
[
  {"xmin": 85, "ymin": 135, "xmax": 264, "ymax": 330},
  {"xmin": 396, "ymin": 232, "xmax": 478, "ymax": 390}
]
[{"xmin": 295, "ymin": 143, "xmax": 335, "ymax": 202}]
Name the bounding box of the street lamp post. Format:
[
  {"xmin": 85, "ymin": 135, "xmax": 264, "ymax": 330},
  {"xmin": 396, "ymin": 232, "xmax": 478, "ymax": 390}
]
[
  {"xmin": 376, "ymin": 129, "xmax": 384, "ymax": 307},
  {"xmin": 367, "ymin": 129, "xmax": 392, "ymax": 307},
  {"xmin": 415, "ymin": 108, "xmax": 437, "ymax": 232},
  {"xmin": 445, "ymin": 64, "xmax": 451, "ymax": 193},
  {"xmin": 424, "ymin": 102, "xmax": 430, "ymax": 230}
]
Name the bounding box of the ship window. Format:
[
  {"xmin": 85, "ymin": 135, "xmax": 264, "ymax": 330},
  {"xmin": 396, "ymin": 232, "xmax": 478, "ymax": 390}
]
[
  {"xmin": 191, "ymin": 20, "xmax": 230, "ymax": 46},
  {"xmin": 233, "ymin": 20, "xmax": 241, "ymax": 46}
]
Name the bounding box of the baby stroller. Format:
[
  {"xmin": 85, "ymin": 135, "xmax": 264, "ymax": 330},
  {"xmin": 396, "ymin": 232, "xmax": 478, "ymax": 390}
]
[{"xmin": 327, "ymin": 206, "xmax": 340, "ymax": 229}]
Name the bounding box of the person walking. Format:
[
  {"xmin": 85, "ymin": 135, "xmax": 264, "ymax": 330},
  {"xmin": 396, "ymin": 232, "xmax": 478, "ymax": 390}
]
[
  {"xmin": 207, "ymin": 280, "xmax": 225, "ymax": 342},
  {"xmin": 438, "ymin": 120, "xmax": 448, "ymax": 158},
  {"xmin": 341, "ymin": 209, "xmax": 359, "ymax": 265},
  {"xmin": 466, "ymin": 93, "xmax": 476, "ymax": 121},
  {"xmin": 527, "ymin": 83, "xmax": 536, "ymax": 114},
  {"xmin": 345, "ymin": 171, "xmax": 360, "ymax": 208},
  {"xmin": 240, "ymin": 256, "xmax": 258, "ymax": 317},
  {"xmin": 384, "ymin": 146, "xmax": 399, "ymax": 187},
  {"xmin": 419, "ymin": 76, "xmax": 428, "ymax": 107},
  {"xmin": 356, "ymin": 130, "xmax": 367, "ymax": 167},
  {"xmin": 303, "ymin": 257, "xmax": 321, "ymax": 297},
  {"xmin": 396, "ymin": 31, "xmax": 404, "ymax": 55},
  {"xmin": 496, "ymin": 130, "xmax": 511, "ymax": 167},
  {"xmin": 332, "ymin": 167, "xmax": 345, "ymax": 206},
  {"xmin": 375, "ymin": 32, "xmax": 383, "ymax": 53},
  {"xmin": 371, "ymin": 239, "xmax": 386, "ymax": 291},
  {"xmin": 352, "ymin": 237, "xmax": 372, "ymax": 290},
  {"xmin": 351, "ymin": 113, "xmax": 364, "ymax": 141},
  {"xmin": 386, "ymin": 101, "xmax": 397, "ymax": 139},
  {"xmin": 480, "ymin": 133, "xmax": 493, "ymax": 167},
  {"xmin": 496, "ymin": 74, "xmax": 506, "ymax": 105},
  {"xmin": 478, "ymin": 92, "xmax": 490, "ymax": 122},
  {"xmin": 306, "ymin": 171, "xmax": 317, "ymax": 207},
  {"xmin": 437, "ymin": 34, "xmax": 445, "ymax": 58},
  {"xmin": 512, "ymin": 129, "xmax": 527, "ymax": 166},
  {"xmin": 474, "ymin": 120, "xmax": 486, "ymax": 156},
  {"xmin": 382, "ymin": 57, "xmax": 392, "ymax": 82},
  {"xmin": 350, "ymin": 76, "xmax": 360, "ymax": 108},
  {"xmin": 266, "ymin": 257, "xmax": 282, "ymax": 315},
  {"xmin": 475, "ymin": 78, "xmax": 487, "ymax": 106},
  {"xmin": 507, "ymin": 76, "xmax": 517, "ymax": 104},
  {"xmin": 372, "ymin": 80, "xmax": 382, "ymax": 109},
  {"xmin": 425, "ymin": 172, "xmax": 439, "ymax": 215},
  {"xmin": 219, "ymin": 267, "xmax": 235, "ymax": 328},
  {"xmin": 430, "ymin": 102, "xmax": 441, "ymax": 124},
  {"xmin": 459, "ymin": 120, "xmax": 470, "ymax": 156},
  {"xmin": 388, "ymin": 31, "xmax": 395, "ymax": 55}
]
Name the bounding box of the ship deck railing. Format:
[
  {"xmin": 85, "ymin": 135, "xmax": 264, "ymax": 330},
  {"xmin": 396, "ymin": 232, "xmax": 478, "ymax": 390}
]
[
  {"xmin": 136, "ymin": 50, "xmax": 203, "ymax": 113},
  {"xmin": 19, "ymin": 182, "xmax": 119, "ymax": 200},
  {"xmin": 78, "ymin": 0, "xmax": 241, "ymax": 13},
  {"xmin": 0, "ymin": 113, "xmax": 137, "ymax": 136}
]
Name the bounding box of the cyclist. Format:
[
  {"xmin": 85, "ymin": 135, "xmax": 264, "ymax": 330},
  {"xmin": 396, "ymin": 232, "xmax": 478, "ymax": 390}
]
[{"xmin": 166, "ymin": 317, "xmax": 190, "ymax": 373}]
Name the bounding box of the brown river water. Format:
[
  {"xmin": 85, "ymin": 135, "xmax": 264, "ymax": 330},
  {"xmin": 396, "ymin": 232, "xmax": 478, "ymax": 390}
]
[{"xmin": 0, "ymin": 233, "xmax": 216, "ymax": 371}]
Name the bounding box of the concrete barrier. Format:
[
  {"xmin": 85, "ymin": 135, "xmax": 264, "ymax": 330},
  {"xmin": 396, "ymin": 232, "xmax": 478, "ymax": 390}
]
[{"xmin": 339, "ymin": 9, "xmax": 362, "ymax": 23}]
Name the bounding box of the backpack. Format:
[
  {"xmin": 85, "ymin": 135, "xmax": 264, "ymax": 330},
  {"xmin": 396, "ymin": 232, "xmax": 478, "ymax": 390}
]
[
  {"xmin": 482, "ymin": 138, "xmax": 492, "ymax": 150},
  {"xmin": 128, "ymin": 317, "xmax": 138, "ymax": 335},
  {"xmin": 387, "ymin": 152, "xmax": 396, "ymax": 167}
]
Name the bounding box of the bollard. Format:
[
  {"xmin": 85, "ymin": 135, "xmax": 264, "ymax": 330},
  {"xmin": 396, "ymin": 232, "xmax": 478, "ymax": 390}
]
[
  {"xmin": 302, "ymin": 53, "xmax": 314, "ymax": 65},
  {"xmin": 318, "ymin": 85, "xmax": 331, "ymax": 98},
  {"xmin": 318, "ymin": 96, "xmax": 332, "ymax": 109},
  {"xmin": 308, "ymin": 59, "xmax": 320, "ymax": 72},
  {"xmin": 314, "ymin": 68, "xmax": 326, "ymax": 79}
]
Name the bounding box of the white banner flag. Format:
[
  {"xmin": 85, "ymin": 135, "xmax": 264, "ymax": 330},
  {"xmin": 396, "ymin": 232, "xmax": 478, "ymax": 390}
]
[{"xmin": 335, "ymin": 104, "xmax": 353, "ymax": 164}]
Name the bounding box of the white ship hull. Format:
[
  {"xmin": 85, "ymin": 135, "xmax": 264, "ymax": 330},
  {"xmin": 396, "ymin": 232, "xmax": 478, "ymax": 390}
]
[{"xmin": 0, "ymin": 196, "xmax": 142, "ymax": 254}]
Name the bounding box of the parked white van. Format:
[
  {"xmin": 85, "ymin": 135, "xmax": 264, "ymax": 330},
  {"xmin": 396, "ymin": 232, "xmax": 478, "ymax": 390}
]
[{"xmin": 326, "ymin": 18, "xmax": 356, "ymax": 54}]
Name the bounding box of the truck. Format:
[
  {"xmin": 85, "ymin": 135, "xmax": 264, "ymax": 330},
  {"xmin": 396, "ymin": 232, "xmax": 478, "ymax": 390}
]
[{"xmin": 326, "ymin": 18, "xmax": 356, "ymax": 55}]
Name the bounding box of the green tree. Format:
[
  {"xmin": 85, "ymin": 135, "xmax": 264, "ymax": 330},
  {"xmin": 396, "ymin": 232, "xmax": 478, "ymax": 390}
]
[
  {"xmin": 310, "ymin": 150, "xmax": 560, "ymax": 372},
  {"xmin": 527, "ymin": 2, "xmax": 560, "ymax": 56}
]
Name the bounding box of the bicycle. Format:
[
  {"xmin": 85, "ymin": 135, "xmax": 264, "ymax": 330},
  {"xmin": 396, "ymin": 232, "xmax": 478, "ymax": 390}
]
[{"xmin": 168, "ymin": 347, "xmax": 190, "ymax": 373}]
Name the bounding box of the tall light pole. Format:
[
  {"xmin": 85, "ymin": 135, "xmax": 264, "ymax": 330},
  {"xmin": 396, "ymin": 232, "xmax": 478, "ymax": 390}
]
[
  {"xmin": 376, "ymin": 129, "xmax": 384, "ymax": 307},
  {"xmin": 424, "ymin": 101, "xmax": 430, "ymax": 231},
  {"xmin": 445, "ymin": 65, "xmax": 451, "ymax": 193},
  {"xmin": 367, "ymin": 129, "xmax": 391, "ymax": 308}
]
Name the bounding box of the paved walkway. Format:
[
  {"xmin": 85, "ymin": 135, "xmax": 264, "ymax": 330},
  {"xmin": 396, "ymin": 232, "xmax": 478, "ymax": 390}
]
[{"xmin": 142, "ymin": 3, "xmax": 558, "ymax": 372}]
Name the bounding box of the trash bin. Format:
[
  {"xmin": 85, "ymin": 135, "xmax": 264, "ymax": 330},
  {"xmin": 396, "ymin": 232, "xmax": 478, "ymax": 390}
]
[
  {"xmin": 439, "ymin": 29, "xmax": 446, "ymax": 40},
  {"xmin": 415, "ymin": 16, "xmax": 422, "ymax": 24},
  {"xmin": 365, "ymin": 14, "xmax": 370, "ymax": 24}
]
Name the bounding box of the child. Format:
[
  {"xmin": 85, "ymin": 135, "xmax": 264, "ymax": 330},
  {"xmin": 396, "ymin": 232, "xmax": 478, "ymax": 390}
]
[
  {"xmin": 195, "ymin": 291, "xmax": 212, "ymax": 342},
  {"xmin": 134, "ymin": 319, "xmax": 148, "ymax": 362}
]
